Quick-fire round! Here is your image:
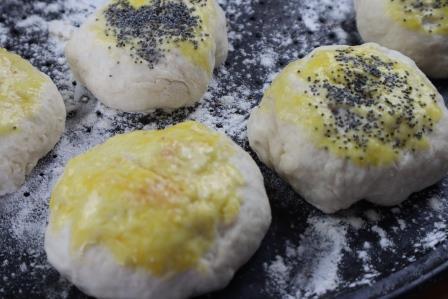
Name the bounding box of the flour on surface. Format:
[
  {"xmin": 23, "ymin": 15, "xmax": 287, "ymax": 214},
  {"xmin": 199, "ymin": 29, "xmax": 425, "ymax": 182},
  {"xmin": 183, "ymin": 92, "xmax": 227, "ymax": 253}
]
[{"xmin": 0, "ymin": 0, "xmax": 448, "ymax": 298}]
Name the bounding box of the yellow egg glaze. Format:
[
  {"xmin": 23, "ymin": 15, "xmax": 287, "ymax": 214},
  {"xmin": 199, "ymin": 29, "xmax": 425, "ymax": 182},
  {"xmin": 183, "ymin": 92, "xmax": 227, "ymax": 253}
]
[
  {"xmin": 49, "ymin": 121, "xmax": 244, "ymax": 276},
  {"xmin": 387, "ymin": 0, "xmax": 448, "ymax": 35},
  {"xmin": 176, "ymin": 1, "xmax": 215, "ymax": 73},
  {"xmin": 261, "ymin": 44, "xmax": 442, "ymax": 167},
  {"xmin": 91, "ymin": 0, "xmax": 215, "ymax": 72},
  {"xmin": 0, "ymin": 48, "xmax": 45, "ymax": 135},
  {"xmin": 128, "ymin": 0, "xmax": 149, "ymax": 8}
]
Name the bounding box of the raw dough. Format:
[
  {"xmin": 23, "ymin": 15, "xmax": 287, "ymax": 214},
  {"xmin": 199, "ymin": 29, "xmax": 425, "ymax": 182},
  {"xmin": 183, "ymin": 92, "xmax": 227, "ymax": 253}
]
[
  {"xmin": 0, "ymin": 48, "xmax": 66, "ymax": 196},
  {"xmin": 65, "ymin": 0, "xmax": 229, "ymax": 112},
  {"xmin": 355, "ymin": 0, "xmax": 448, "ymax": 78},
  {"xmin": 45, "ymin": 121, "xmax": 271, "ymax": 299},
  {"xmin": 248, "ymin": 43, "xmax": 448, "ymax": 213}
]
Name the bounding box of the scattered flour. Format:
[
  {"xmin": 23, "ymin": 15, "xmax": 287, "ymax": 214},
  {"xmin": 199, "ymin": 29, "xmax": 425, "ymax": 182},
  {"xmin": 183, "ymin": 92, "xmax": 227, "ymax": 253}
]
[
  {"xmin": 265, "ymin": 216, "xmax": 349, "ymax": 298},
  {"xmin": 371, "ymin": 226, "xmax": 393, "ymax": 249},
  {"xmin": 0, "ymin": 0, "xmax": 447, "ymax": 298},
  {"xmin": 423, "ymin": 231, "xmax": 447, "ymax": 249},
  {"xmin": 429, "ymin": 196, "xmax": 445, "ymax": 211}
]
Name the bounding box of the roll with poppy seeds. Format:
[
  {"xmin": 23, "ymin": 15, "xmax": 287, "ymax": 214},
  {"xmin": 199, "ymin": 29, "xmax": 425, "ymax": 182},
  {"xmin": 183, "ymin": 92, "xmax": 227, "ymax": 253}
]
[
  {"xmin": 248, "ymin": 43, "xmax": 448, "ymax": 213},
  {"xmin": 355, "ymin": 0, "xmax": 448, "ymax": 78},
  {"xmin": 45, "ymin": 121, "xmax": 271, "ymax": 299},
  {"xmin": 65, "ymin": 0, "xmax": 228, "ymax": 112}
]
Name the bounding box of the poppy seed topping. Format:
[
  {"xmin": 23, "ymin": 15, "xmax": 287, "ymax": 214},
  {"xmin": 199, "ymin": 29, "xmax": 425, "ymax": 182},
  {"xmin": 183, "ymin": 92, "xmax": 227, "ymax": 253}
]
[
  {"xmin": 94, "ymin": 0, "xmax": 211, "ymax": 69},
  {"xmin": 387, "ymin": 0, "xmax": 448, "ymax": 34},
  {"xmin": 263, "ymin": 44, "xmax": 442, "ymax": 167}
]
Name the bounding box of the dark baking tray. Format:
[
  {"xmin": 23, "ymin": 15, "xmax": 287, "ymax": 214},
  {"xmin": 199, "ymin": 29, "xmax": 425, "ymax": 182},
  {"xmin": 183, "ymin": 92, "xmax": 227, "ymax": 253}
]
[{"xmin": 1, "ymin": 0, "xmax": 448, "ymax": 298}]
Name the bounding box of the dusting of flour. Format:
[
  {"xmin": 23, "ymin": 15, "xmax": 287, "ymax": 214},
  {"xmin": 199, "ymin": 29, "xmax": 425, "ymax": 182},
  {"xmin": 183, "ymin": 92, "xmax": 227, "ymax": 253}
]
[{"xmin": 0, "ymin": 0, "xmax": 448, "ymax": 298}]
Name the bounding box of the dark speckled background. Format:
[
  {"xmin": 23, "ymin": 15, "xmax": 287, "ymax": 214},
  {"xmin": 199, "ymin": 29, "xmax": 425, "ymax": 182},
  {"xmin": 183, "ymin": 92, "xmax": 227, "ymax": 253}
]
[{"xmin": 0, "ymin": 0, "xmax": 448, "ymax": 298}]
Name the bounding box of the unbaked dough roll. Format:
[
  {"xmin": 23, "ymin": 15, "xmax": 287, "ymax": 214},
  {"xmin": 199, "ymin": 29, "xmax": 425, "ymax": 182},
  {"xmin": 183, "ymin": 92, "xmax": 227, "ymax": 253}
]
[
  {"xmin": 65, "ymin": 0, "xmax": 229, "ymax": 112},
  {"xmin": 355, "ymin": 0, "xmax": 448, "ymax": 78},
  {"xmin": 45, "ymin": 121, "xmax": 271, "ymax": 299},
  {"xmin": 248, "ymin": 43, "xmax": 448, "ymax": 213},
  {"xmin": 0, "ymin": 48, "xmax": 66, "ymax": 196}
]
